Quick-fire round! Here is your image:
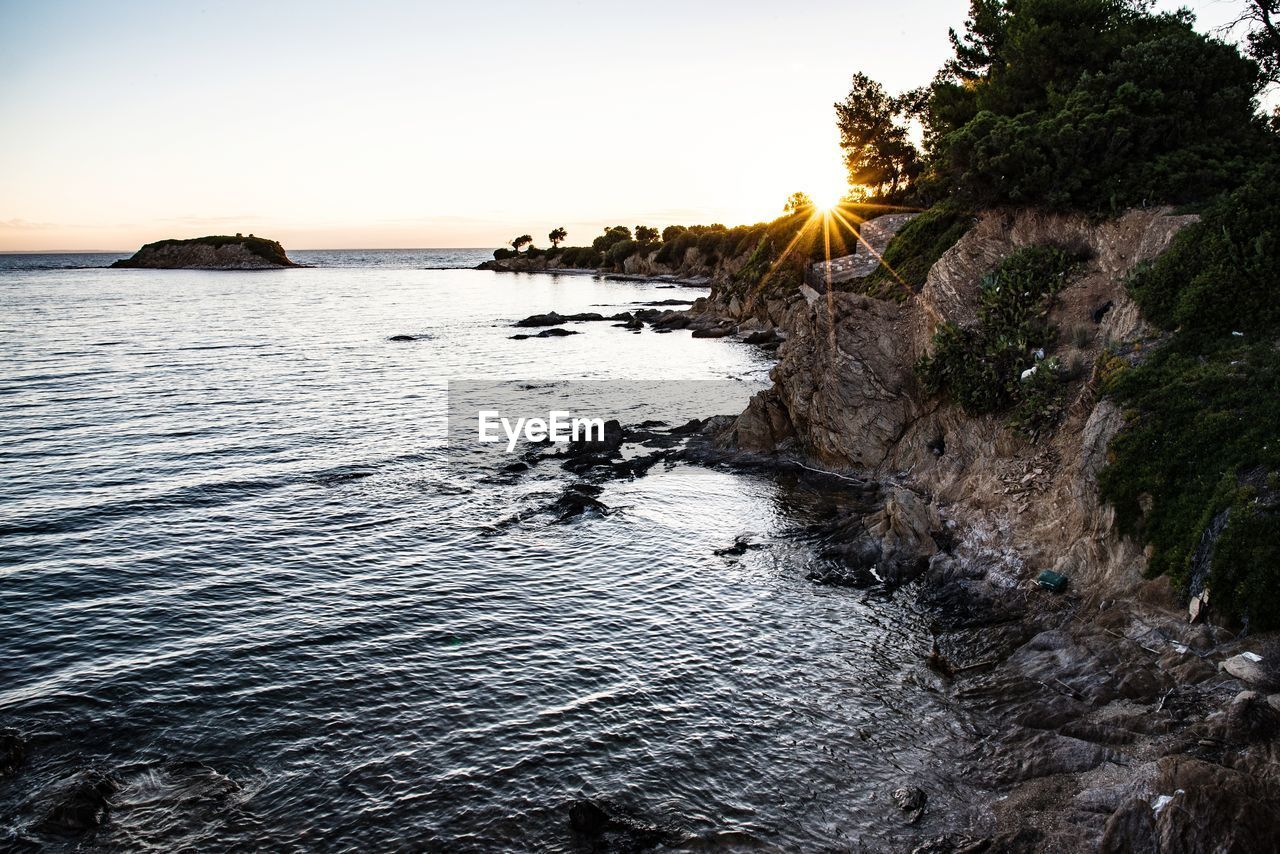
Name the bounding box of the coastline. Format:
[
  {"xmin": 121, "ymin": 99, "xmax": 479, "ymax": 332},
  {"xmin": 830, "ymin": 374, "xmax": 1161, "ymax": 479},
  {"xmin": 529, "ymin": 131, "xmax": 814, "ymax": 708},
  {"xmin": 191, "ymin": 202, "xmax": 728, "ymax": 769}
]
[{"xmin": 490, "ymin": 206, "xmax": 1280, "ymax": 850}]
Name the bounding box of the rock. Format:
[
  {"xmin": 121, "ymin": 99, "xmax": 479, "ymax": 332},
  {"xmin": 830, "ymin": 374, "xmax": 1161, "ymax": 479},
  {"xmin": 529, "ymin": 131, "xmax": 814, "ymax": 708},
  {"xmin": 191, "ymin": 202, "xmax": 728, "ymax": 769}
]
[
  {"xmin": 38, "ymin": 768, "xmax": 122, "ymax": 833},
  {"xmin": 510, "ymin": 327, "xmax": 580, "ymax": 340},
  {"xmin": 911, "ymin": 834, "xmax": 992, "ymax": 854},
  {"xmin": 110, "ymin": 235, "xmax": 299, "ymax": 269},
  {"xmin": 1224, "ymin": 690, "xmax": 1280, "ymax": 742},
  {"xmin": 741, "ymin": 328, "xmax": 778, "ymax": 345},
  {"xmin": 0, "ymin": 728, "xmax": 25, "ymax": 777},
  {"xmin": 388, "ymin": 334, "xmax": 427, "ymax": 342},
  {"xmin": 567, "ymin": 798, "xmax": 677, "ymax": 849},
  {"xmin": 550, "ymin": 484, "xmax": 609, "ymax": 521},
  {"xmin": 691, "ymin": 326, "xmax": 734, "ymax": 338},
  {"xmin": 1099, "ymin": 798, "xmax": 1158, "ymax": 854},
  {"xmin": 1222, "ymin": 652, "xmax": 1279, "ymax": 690},
  {"xmin": 514, "ymin": 311, "xmax": 605, "ymax": 328},
  {"xmin": 892, "ymin": 785, "xmax": 927, "ymax": 812},
  {"xmin": 1150, "ymin": 758, "xmax": 1280, "ymax": 853}
]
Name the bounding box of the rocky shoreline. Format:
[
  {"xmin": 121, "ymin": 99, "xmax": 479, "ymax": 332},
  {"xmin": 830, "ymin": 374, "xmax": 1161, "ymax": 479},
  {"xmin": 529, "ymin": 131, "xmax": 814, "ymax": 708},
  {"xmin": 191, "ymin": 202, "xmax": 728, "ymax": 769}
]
[{"xmin": 493, "ymin": 206, "xmax": 1280, "ymax": 850}]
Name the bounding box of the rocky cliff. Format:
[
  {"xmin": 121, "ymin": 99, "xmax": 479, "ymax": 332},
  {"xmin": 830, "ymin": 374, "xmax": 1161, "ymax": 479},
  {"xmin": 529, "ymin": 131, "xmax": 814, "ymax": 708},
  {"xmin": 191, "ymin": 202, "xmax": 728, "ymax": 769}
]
[
  {"xmin": 111, "ymin": 235, "xmax": 299, "ymax": 269},
  {"xmin": 716, "ymin": 208, "xmax": 1196, "ymax": 595},
  {"xmin": 668, "ymin": 207, "xmax": 1280, "ymax": 851}
]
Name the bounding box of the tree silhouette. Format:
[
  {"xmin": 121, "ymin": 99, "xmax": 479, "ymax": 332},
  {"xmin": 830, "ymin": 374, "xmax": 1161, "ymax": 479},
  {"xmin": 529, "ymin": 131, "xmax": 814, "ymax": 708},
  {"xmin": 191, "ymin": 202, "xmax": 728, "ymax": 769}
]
[
  {"xmin": 549, "ymin": 227, "xmax": 567, "ymax": 248},
  {"xmin": 635, "ymin": 225, "xmax": 659, "ymax": 243},
  {"xmin": 784, "ymin": 192, "xmax": 814, "ymax": 213},
  {"xmin": 511, "ymin": 234, "xmax": 533, "ymax": 253}
]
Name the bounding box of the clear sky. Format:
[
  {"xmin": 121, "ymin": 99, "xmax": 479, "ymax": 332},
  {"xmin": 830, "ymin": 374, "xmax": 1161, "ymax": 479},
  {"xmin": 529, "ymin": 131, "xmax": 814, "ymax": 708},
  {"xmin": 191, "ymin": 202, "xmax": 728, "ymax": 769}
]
[{"xmin": 0, "ymin": 0, "xmax": 1250, "ymax": 251}]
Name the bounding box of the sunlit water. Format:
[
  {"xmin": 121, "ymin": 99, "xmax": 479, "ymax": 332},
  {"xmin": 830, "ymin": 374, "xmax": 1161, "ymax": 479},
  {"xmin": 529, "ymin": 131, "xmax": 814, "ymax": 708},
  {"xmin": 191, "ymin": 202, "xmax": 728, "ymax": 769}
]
[{"xmin": 0, "ymin": 250, "xmax": 977, "ymax": 851}]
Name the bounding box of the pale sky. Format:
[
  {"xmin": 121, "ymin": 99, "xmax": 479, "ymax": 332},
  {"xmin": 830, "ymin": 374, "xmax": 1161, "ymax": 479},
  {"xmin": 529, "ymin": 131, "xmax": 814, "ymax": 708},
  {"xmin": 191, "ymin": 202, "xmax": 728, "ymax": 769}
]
[{"xmin": 0, "ymin": 0, "xmax": 1249, "ymax": 251}]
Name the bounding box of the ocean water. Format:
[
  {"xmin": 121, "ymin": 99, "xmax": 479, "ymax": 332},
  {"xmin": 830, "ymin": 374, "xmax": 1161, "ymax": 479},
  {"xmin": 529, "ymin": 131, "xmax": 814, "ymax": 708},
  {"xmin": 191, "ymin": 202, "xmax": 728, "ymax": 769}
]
[{"xmin": 0, "ymin": 250, "xmax": 976, "ymax": 850}]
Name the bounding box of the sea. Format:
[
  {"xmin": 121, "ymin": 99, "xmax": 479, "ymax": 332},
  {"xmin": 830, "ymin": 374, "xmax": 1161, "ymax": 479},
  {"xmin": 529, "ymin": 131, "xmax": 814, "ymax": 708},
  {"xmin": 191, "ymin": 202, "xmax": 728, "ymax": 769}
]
[{"xmin": 0, "ymin": 249, "xmax": 977, "ymax": 850}]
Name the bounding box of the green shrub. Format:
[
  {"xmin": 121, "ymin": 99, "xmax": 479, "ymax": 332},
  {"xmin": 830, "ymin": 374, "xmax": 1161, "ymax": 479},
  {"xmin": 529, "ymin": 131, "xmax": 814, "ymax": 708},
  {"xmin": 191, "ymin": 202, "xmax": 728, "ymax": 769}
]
[
  {"xmin": 1126, "ymin": 166, "xmax": 1280, "ymax": 345},
  {"xmin": 1212, "ymin": 483, "xmax": 1280, "ymax": 631},
  {"xmin": 605, "ymin": 238, "xmax": 640, "ymax": 265},
  {"xmin": 1099, "ymin": 344, "xmax": 1280, "ymax": 614},
  {"xmin": 860, "ymin": 206, "xmax": 975, "ymax": 299},
  {"xmin": 558, "ymin": 246, "xmax": 603, "ymax": 268},
  {"xmin": 915, "ymin": 245, "xmax": 1081, "ymax": 438},
  {"xmin": 1097, "ymin": 162, "xmax": 1280, "ymax": 628}
]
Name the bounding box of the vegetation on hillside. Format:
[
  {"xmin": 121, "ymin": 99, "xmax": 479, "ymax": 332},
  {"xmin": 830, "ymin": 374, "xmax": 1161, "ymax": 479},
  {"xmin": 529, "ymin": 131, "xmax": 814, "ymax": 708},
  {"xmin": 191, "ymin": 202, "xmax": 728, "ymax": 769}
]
[
  {"xmin": 915, "ymin": 245, "xmax": 1082, "ymax": 439},
  {"xmin": 1098, "ymin": 168, "xmax": 1280, "ymax": 629}
]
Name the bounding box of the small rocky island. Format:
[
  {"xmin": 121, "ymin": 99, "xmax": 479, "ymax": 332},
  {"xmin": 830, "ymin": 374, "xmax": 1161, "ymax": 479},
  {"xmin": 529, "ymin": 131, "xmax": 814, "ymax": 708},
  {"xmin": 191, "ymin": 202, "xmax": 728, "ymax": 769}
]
[{"xmin": 111, "ymin": 234, "xmax": 300, "ymax": 269}]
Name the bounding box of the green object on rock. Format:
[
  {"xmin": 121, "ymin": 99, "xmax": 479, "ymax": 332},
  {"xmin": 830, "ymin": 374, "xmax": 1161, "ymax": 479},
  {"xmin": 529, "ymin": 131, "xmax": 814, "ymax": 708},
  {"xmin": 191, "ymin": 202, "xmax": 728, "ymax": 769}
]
[{"xmin": 1037, "ymin": 570, "xmax": 1069, "ymax": 593}]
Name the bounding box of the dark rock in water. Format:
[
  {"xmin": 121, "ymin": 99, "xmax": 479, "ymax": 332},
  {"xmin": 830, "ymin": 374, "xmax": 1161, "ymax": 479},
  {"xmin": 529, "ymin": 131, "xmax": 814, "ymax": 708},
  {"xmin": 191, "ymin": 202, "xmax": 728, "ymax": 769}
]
[
  {"xmin": 910, "ymin": 833, "xmax": 994, "ymax": 853},
  {"xmin": 550, "ymin": 483, "xmax": 609, "ymax": 521},
  {"xmin": 654, "ymin": 312, "xmax": 690, "ymax": 330},
  {"xmin": 0, "ymin": 728, "xmax": 25, "ymax": 777},
  {"xmin": 388, "ymin": 334, "xmax": 428, "ymax": 342},
  {"xmin": 510, "ymin": 327, "xmax": 580, "ymax": 340},
  {"xmin": 502, "ymin": 461, "xmax": 529, "ymax": 474},
  {"xmin": 38, "ymin": 768, "xmax": 122, "ymax": 833},
  {"xmin": 892, "ymin": 785, "xmax": 927, "ymax": 812},
  {"xmin": 653, "ymin": 328, "xmax": 673, "ymax": 334},
  {"xmin": 691, "ymin": 326, "xmax": 734, "ymax": 338},
  {"xmin": 714, "ymin": 536, "xmax": 763, "ymax": 557},
  {"xmin": 635, "ymin": 298, "xmax": 693, "ymax": 306},
  {"xmin": 742, "ymin": 328, "xmax": 778, "ymax": 345},
  {"xmin": 1100, "ymin": 798, "xmax": 1158, "ymax": 854},
  {"xmin": 669, "ymin": 418, "xmax": 705, "ymax": 435},
  {"xmin": 565, "ymin": 419, "xmax": 625, "ymax": 456},
  {"xmin": 514, "ymin": 311, "xmax": 605, "ymax": 328},
  {"xmin": 567, "ymin": 798, "xmax": 678, "ymax": 850}
]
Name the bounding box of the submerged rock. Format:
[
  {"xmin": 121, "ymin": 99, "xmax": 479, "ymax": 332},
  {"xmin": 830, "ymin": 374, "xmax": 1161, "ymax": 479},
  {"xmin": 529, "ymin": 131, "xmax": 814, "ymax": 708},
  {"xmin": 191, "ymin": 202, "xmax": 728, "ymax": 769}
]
[
  {"xmin": 567, "ymin": 798, "xmax": 679, "ymax": 850},
  {"xmin": 513, "ymin": 311, "xmax": 606, "ymax": 327},
  {"xmin": 0, "ymin": 728, "xmax": 25, "ymax": 777},
  {"xmin": 37, "ymin": 768, "xmax": 122, "ymax": 833},
  {"xmin": 510, "ymin": 327, "xmax": 580, "ymax": 340},
  {"xmin": 892, "ymin": 785, "xmax": 928, "ymax": 812}
]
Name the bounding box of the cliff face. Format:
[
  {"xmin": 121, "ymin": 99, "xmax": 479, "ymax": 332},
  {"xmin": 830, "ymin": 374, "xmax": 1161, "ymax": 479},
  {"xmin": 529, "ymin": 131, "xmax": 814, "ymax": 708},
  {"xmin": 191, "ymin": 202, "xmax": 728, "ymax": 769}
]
[
  {"xmin": 721, "ymin": 208, "xmax": 1198, "ymax": 595},
  {"xmin": 112, "ymin": 236, "xmax": 299, "ymax": 269}
]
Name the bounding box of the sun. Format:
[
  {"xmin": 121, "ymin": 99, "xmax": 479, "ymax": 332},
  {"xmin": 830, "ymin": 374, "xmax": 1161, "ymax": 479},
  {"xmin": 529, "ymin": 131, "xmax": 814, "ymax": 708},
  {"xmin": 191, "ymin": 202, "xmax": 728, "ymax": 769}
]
[{"xmin": 808, "ymin": 186, "xmax": 846, "ymax": 212}]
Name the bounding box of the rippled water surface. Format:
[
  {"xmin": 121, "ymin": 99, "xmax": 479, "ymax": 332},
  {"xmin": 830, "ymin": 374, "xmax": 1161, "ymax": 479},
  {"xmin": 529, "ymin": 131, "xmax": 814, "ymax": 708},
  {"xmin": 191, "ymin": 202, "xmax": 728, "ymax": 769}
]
[{"xmin": 1, "ymin": 251, "xmax": 975, "ymax": 850}]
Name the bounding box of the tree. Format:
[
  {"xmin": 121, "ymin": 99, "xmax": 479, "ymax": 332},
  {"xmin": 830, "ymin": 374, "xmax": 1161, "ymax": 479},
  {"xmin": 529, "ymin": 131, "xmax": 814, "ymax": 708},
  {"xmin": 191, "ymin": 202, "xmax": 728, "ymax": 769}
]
[
  {"xmin": 510, "ymin": 234, "xmax": 533, "ymax": 253},
  {"xmin": 1226, "ymin": 0, "xmax": 1280, "ymax": 86},
  {"xmin": 548, "ymin": 227, "xmax": 567, "ymax": 248},
  {"xmin": 635, "ymin": 225, "xmax": 659, "ymax": 243},
  {"xmin": 783, "ymin": 191, "xmax": 814, "ymax": 214},
  {"xmin": 661, "ymin": 225, "xmax": 687, "ymax": 242},
  {"xmin": 834, "ymin": 73, "xmax": 922, "ymax": 198},
  {"xmin": 591, "ymin": 226, "xmax": 633, "ymax": 252}
]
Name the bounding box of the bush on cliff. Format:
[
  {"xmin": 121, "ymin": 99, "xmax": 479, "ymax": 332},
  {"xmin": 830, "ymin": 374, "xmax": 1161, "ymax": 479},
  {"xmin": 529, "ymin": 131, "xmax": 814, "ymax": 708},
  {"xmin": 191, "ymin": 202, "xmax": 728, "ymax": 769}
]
[
  {"xmin": 1099, "ymin": 167, "xmax": 1280, "ymax": 628},
  {"xmin": 915, "ymin": 245, "xmax": 1081, "ymax": 438},
  {"xmin": 859, "ymin": 206, "xmax": 976, "ymax": 300}
]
